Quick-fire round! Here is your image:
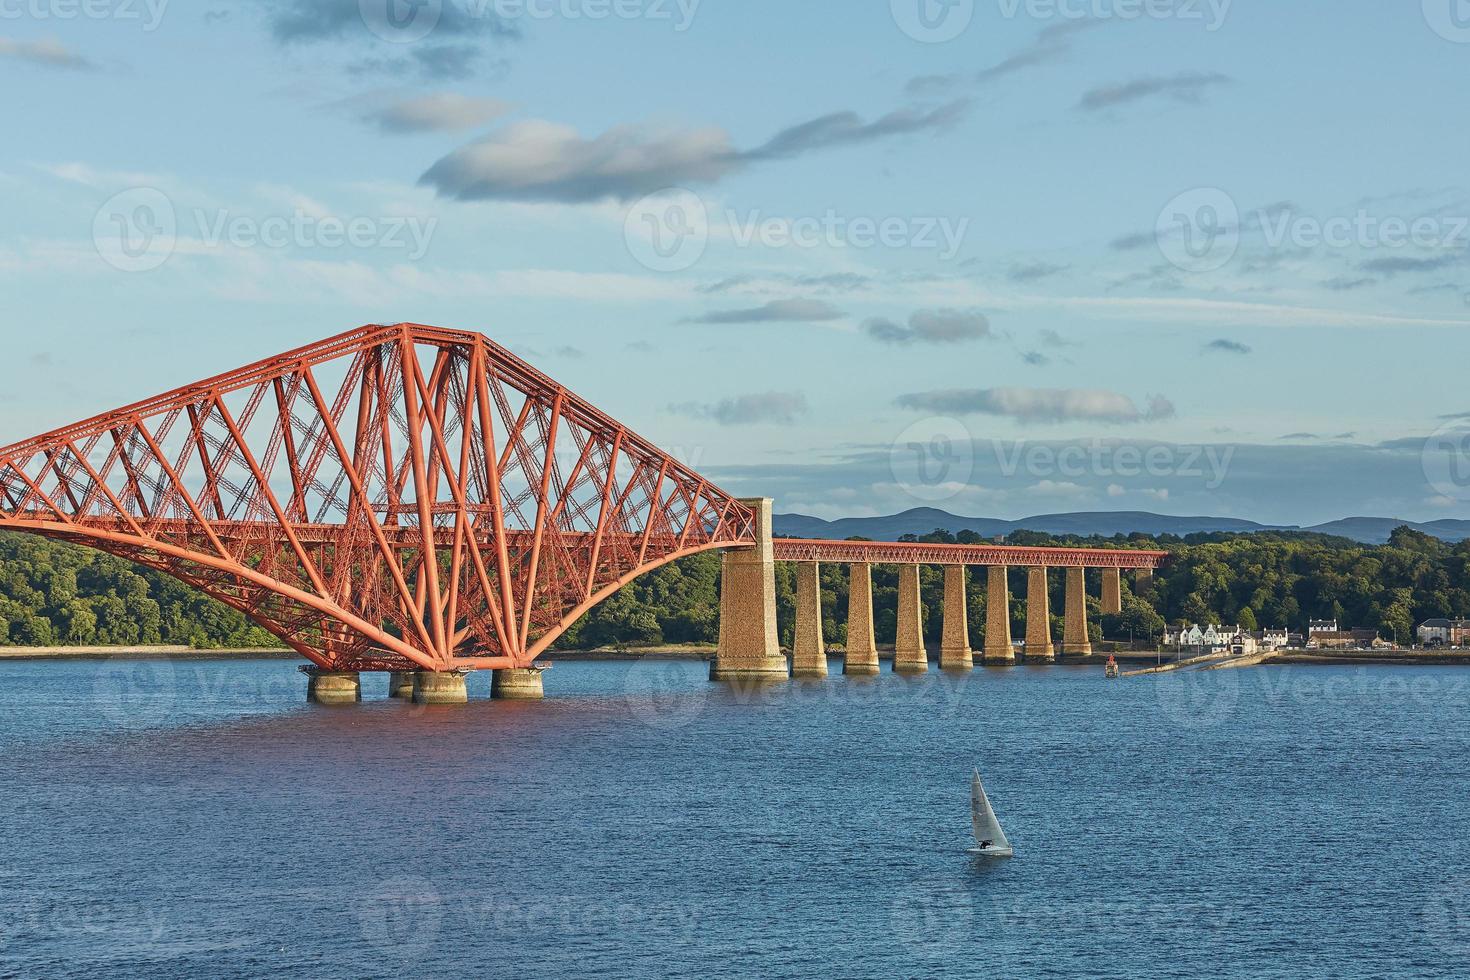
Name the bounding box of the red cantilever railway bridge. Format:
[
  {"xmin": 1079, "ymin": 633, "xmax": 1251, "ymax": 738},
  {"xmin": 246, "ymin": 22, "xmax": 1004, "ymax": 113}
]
[{"xmin": 0, "ymin": 324, "xmax": 1165, "ymax": 678}]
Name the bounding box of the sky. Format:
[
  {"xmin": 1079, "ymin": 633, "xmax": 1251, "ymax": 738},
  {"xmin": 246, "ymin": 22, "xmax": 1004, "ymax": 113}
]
[{"xmin": 3, "ymin": 0, "xmax": 1470, "ymax": 526}]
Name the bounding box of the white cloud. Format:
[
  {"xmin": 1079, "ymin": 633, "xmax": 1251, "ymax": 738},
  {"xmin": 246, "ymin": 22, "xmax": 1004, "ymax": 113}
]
[{"xmin": 360, "ymin": 93, "xmax": 512, "ymax": 133}]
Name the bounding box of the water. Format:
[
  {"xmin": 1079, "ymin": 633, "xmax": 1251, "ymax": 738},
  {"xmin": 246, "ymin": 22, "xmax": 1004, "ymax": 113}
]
[{"xmin": 1, "ymin": 657, "xmax": 1467, "ymax": 978}]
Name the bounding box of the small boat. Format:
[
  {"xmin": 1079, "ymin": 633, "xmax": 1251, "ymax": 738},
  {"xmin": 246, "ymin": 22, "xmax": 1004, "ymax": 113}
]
[
  {"xmin": 1104, "ymin": 655, "xmax": 1120, "ymax": 679},
  {"xmin": 967, "ymin": 769, "xmax": 1014, "ymax": 857}
]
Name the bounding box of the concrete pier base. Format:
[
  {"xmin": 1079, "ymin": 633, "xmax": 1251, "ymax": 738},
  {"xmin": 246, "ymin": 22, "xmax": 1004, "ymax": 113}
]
[
  {"xmin": 1025, "ymin": 567, "xmax": 1055, "ymax": 663},
  {"xmin": 388, "ymin": 671, "xmax": 416, "ymax": 700},
  {"xmin": 709, "ymin": 498, "xmax": 789, "ymax": 683},
  {"xmin": 844, "ymin": 562, "xmax": 881, "ymax": 676},
  {"xmin": 412, "ymin": 670, "xmax": 469, "ymax": 705},
  {"xmin": 791, "ymin": 561, "xmax": 828, "ymax": 678},
  {"xmin": 492, "ymin": 668, "xmax": 545, "ymax": 700},
  {"xmin": 939, "ymin": 565, "xmax": 973, "ymax": 671},
  {"xmin": 983, "ymin": 565, "xmax": 1016, "ymax": 664},
  {"xmin": 306, "ymin": 670, "xmax": 361, "ymax": 705},
  {"xmin": 1101, "ymin": 567, "xmax": 1123, "ymax": 616},
  {"xmin": 893, "ymin": 564, "xmax": 928, "ymax": 674},
  {"xmin": 1062, "ymin": 566, "xmax": 1093, "ymax": 656}
]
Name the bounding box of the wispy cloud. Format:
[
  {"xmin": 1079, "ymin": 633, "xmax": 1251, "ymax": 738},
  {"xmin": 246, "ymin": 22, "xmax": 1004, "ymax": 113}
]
[
  {"xmin": 251, "ymin": 0, "xmax": 518, "ymax": 80},
  {"xmin": 896, "ymin": 387, "xmax": 1176, "ymax": 425},
  {"xmin": 672, "ymin": 391, "xmax": 809, "ymax": 426},
  {"xmin": 1007, "ymin": 261, "xmax": 1070, "ymax": 283},
  {"xmin": 908, "ymin": 19, "xmax": 1103, "ymax": 95},
  {"xmin": 1322, "ymin": 276, "xmax": 1375, "ymax": 292},
  {"xmin": 420, "ymin": 101, "xmax": 967, "ymax": 203},
  {"xmin": 1203, "ymin": 338, "xmax": 1251, "ymax": 355},
  {"xmin": 1077, "ymin": 71, "xmax": 1231, "ymax": 112},
  {"xmin": 0, "ymin": 37, "xmax": 94, "ymax": 70},
  {"xmin": 743, "ymin": 101, "xmax": 968, "ymax": 160},
  {"xmin": 683, "ymin": 299, "xmax": 843, "ymax": 324},
  {"xmin": 1359, "ymin": 252, "xmax": 1465, "ymax": 276},
  {"xmin": 256, "ymin": 0, "xmax": 519, "ymax": 44},
  {"xmin": 1109, "ymin": 231, "xmax": 1155, "ymax": 251},
  {"xmin": 862, "ymin": 309, "xmax": 990, "ymax": 345},
  {"xmin": 698, "ymin": 272, "xmax": 873, "ymax": 294},
  {"xmin": 358, "ymin": 93, "xmax": 511, "ymax": 133}
]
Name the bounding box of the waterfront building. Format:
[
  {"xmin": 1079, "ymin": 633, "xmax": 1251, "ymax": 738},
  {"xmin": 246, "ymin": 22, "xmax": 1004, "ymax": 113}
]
[
  {"xmin": 1416, "ymin": 618, "xmax": 1470, "ymax": 647},
  {"xmin": 1305, "ymin": 627, "xmax": 1386, "ymax": 650}
]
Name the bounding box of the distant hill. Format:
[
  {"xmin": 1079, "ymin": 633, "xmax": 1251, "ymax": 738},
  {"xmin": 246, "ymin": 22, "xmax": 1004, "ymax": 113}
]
[
  {"xmin": 772, "ymin": 508, "xmax": 1470, "ymax": 545},
  {"xmin": 1297, "ymin": 517, "xmax": 1470, "ymax": 545}
]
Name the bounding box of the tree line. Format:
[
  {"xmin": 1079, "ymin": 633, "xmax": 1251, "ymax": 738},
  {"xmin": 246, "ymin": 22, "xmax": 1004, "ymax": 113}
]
[
  {"xmin": 0, "ymin": 525, "xmax": 1463, "ymax": 650},
  {"xmin": 558, "ymin": 524, "xmax": 1470, "ymax": 650}
]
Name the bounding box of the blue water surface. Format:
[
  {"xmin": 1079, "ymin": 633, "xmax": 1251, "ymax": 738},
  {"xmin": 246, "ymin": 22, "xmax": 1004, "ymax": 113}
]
[{"xmin": 0, "ymin": 657, "xmax": 1467, "ymax": 978}]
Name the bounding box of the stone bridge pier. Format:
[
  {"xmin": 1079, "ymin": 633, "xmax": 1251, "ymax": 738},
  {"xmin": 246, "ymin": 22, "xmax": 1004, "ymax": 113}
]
[
  {"xmin": 709, "ymin": 498, "xmax": 790, "ymax": 682},
  {"xmin": 707, "ymin": 501, "xmax": 1166, "ymax": 682}
]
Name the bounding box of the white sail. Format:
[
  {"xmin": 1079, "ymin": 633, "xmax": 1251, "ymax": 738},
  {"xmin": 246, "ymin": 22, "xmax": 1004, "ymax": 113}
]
[{"xmin": 970, "ymin": 770, "xmax": 1012, "ymax": 854}]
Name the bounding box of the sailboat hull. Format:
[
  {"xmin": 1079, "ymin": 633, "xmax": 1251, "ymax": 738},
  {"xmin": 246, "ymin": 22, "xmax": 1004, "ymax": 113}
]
[{"xmin": 966, "ymin": 846, "xmax": 1014, "ymax": 858}]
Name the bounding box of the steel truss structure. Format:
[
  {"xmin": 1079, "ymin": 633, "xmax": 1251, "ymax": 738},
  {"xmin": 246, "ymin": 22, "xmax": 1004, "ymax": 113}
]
[{"xmin": 0, "ymin": 324, "xmax": 755, "ymax": 673}]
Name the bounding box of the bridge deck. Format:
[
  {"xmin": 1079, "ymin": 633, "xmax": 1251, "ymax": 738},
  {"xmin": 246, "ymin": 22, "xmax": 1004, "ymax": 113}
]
[
  {"xmin": 771, "ymin": 538, "xmax": 1167, "ymax": 569},
  {"xmin": 2, "ymin": 515, "xmax": 1166, "ymax": 568}
]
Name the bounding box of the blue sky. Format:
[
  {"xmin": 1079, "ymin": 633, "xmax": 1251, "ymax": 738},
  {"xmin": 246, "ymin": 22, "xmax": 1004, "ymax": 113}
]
[{"xmin": 3, "ymin": 0, "xmax": 1470, "ymax": 525}]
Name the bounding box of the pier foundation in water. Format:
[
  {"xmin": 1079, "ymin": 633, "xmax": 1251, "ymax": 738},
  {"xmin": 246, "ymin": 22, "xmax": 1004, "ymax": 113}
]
[
  {"xmin": 412, "ymin": 671, "xmax": 469, "ymax": 705},
  {"xmin": 492, "ymin": 668, "xmax": 545, "ymax": 700},
  {"xmin": 305, "ymin": 670, "xmax": 361, "ymax": 705}
]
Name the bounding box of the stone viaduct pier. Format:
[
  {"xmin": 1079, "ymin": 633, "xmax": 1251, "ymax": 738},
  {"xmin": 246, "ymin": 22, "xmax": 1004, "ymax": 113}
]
[{"xmin": 710, "ymin": 499, "xmax": 1166, "ymax": 683}]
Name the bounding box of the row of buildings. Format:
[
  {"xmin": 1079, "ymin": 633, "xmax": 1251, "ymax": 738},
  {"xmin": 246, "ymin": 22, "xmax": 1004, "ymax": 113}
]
[
  {"xmin": 1163, "ymin": 620, "xmax": 1391, "ymax": 654},
  {"xmin": 1166, "ymin": 618, "xmax": 1470, "ymax": 653}
]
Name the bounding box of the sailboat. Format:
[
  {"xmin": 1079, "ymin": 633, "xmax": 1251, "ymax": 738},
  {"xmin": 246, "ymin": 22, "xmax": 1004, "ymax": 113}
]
[{"xmin": 967, "ymin": 769, "xmax": 1014, "ymax": 857}]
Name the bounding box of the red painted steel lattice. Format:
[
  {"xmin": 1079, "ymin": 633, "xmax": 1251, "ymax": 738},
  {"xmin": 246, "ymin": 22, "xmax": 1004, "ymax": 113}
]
[{"xmin": 0, "ymin": 324, "xmax": 755, "ymax": 672}]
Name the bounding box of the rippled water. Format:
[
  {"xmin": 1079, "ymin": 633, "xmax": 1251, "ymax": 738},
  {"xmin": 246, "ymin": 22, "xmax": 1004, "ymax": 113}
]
[{"xmin": 1, "ymin": 657, "xmax": 1467, "ymax": 978}]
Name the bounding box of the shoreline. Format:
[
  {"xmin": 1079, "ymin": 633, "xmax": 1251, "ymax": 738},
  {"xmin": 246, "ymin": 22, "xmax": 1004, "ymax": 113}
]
[
  {"xmin": 0, "ymin": 646, "xmax": 299, "ymax": 661},
  {"xmin": 2, "ymin": 644, "xmax": 1468, "ymax": 667}
]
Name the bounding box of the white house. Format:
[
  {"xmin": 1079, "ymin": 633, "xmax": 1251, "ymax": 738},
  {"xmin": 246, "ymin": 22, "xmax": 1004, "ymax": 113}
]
[{"xmin": 1260, "ymin": 628, "xmax": 1291, "ymax": 651}]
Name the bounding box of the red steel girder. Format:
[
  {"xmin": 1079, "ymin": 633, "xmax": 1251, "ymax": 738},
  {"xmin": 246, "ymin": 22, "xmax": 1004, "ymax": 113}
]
[{"xmin": 0, "ymin": 324, "xmax": 755, "ymax": 672}]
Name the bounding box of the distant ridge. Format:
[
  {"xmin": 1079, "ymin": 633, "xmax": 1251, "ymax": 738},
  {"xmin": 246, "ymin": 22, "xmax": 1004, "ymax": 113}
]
[{"xmin": 772, "ymin": 509, "xmax": 1470, "ymax": 546}]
